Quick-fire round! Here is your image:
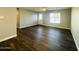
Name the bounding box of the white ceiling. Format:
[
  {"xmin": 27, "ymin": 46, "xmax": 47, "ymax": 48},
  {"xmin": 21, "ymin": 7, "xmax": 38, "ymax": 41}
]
[{"xmin": 21, "ymin": 7, "xmax": 71, "ymax": 12}]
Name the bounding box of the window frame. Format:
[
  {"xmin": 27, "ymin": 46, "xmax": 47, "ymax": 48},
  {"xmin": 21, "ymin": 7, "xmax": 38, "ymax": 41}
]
[{"xmin": 49, "ymin": 12, "xmax": 60, "ymax": 24}]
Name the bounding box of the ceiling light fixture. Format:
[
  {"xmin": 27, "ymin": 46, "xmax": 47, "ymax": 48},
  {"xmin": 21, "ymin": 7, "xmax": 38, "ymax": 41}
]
[{"xmin": 42, "ymin": 7, "xmax": 47, "ymax": 11}]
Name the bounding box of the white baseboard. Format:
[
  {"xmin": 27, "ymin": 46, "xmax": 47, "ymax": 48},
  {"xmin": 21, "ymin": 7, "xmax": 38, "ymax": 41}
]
[
  {"xmin": 18, "ymin": 24, "xmax": 37, "ymax": 29},
  {"xmin": 40, "ymin": 24, "xmax": 70, "ymax": 30},
  {"xmin": 54, "ymin": 26, "xmax": 70, "ymax": 30},
  {"xmin": 0, "ymin": 34, "xmax": 17, "ymax": 42},
  {"xmin": 71, "ymin": 31, "xmax": 79, "ymax": 51}
]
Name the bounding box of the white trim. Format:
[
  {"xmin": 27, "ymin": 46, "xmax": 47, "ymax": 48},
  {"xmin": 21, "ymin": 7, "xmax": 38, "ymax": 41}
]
[
  {"xmin": 71, "ymin": 30, "xmax": 79, "ymax": 51},
  {"xmin": 40, "ymin": 24, "xmax": 70, "ymax": 30},
  {"xmin": 56, "ymin": 27, "xmax": 70, "ymax": 30},
  {"xmin": 18, "ymin": 24, "xmax": 37, "ymax": 29},
  {"xmin": 0, "ymin": 34, "xmax": 17, "ymax": 42}
]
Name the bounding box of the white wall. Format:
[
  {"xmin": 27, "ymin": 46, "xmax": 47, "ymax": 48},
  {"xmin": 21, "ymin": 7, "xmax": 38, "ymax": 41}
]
[
  {"xmin": 19, "ymin": 8, "xmax": 38, "ymax": 28},
  {"xmin": 0, "ymin": 8, "xmax": 17, "ymax": 41},
  {"xmin": 17, "ymin": 8, "xmax": 20, "ymax": 28},
  {"xmin": 38, "ymin": 9, "xmax": 71, "ymax": 29},
  {"xmin": 71, "ymin": 7, "xmax": 79, "ymax": 50}
]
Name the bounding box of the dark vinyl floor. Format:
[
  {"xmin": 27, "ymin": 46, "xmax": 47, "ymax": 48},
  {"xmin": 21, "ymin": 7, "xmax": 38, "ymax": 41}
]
[{"xmin": 0, "ymin": 25, "xmax": 77, "ymax": 51}]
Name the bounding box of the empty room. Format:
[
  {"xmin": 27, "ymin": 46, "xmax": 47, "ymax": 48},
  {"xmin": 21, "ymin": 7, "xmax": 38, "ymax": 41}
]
[{"xmin": 0, "ymin": 7, "xmax": 79, "ymax": 51}]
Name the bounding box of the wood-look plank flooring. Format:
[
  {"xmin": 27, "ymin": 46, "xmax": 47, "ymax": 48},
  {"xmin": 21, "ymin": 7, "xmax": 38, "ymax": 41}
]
[{"xmin": 0, "ymin": 25, "xmax": 77, "ymax": 51}]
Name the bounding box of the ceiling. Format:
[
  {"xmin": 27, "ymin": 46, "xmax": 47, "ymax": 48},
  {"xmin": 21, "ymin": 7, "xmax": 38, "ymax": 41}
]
[{"xmin": 21, "ymin": 7, "xmax": 71, "ymax": 12}]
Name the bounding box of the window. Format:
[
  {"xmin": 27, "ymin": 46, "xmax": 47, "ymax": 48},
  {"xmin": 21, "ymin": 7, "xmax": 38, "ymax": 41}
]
[
  {"xmin": 38, "ymin": 13, "xmax": 43, "ymax": 24},
  {"xmin": 39, "ymin": 13, "xmax": 43, "ymax": 20},
  {"xmin": 49, "ymin": 13, "xmax": 60, "ymax": 24}
]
